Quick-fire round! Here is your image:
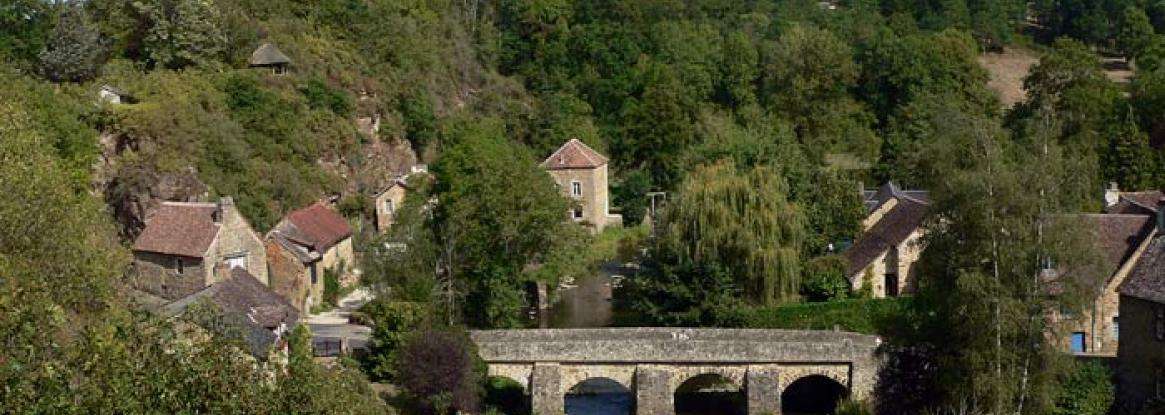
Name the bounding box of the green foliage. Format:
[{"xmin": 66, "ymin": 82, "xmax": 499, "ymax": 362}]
[
  {"xmin": 801, "ymin": 255, "xmax": 852, "ymax": 302},
  {"xmin": 719, "ymin": 298, "xmax": 912, "ymax": 335},
  {"xmin": 1052, "ymin": 361, "xmax": 1114, "ymax": 415},
  {"xmin": 133, "ymin": 0, "xmax": 228, "ymax": 69},
  {"xmin": 1120, "ymin": 7, "xmax": 1156, "ymax": 58},
  {"xmin": 363, "ymin": 300, "xmax": 430, "ymax": 381},
  {"xmin": 38, "ymin": 4, "xmax": 105, "ymax": 83},
  {"xmin": 432, "ymin": 121, "xmax": 575, "ymax": 327},
  {"xmin": 630, "ymin": 161, "xmax": 808, "ymax": 323},
  {"xmin": 323, "ymin": 267, "xmax": 341, "ymax": 307},
  {"xmin": 300, "ymin": 77, "xmax": 353, "ymax": 116}
]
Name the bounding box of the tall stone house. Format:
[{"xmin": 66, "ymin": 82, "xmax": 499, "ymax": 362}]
[
  {"xmin": 844, "ymin": 182, "xmax": 930, "ymax": 298},
  {"xmin": 1050, "ymin": 214, "xmax": 1157, "ymax": 356},
  {"xmin": 541, "ymin": 139, "xmax": 622, "ymax": 232},
  {"xmin": 1116, "ymin": 202, "xmax": 1165, "ymax": 413},
  {"xmin": 266, "ymin": 201, "xmax": 355, "ymax": 311},
  {"xmin": 131, "ymin": 197, "xmax": 268, "ymax": 300}
]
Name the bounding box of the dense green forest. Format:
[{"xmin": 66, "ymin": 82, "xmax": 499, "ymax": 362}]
[{"xmin": 4, "ymin": 0, "xmax": 1165, "ymax": 413}]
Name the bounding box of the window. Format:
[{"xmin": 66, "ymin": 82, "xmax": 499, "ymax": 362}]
[
  {"xmin": 226, "ymin": 254, "xmax": 247, "ymax": 271},
  {"xmin": 1070, "ymin": 332, "xmax": 1087, "ymax": 354},
  {"xmin": 1157, "ymin": 307, "xmax": 1165, "ymax": 342},
  {"xmin": 884, "ymin": 273, "xmax": 899, "ymax": 297},
  {"xmin": 570, "ymin": 181, "xmax": 582, "ymax": 197},
  {"xmin": 572, "ymin": 208, "xmax": 583, "ymax": 220},
  {"xmin": 384, "ymin": 199, "xmax": 395, "ymax": 215},
  {"xmin": 310, "ymin": 264, "xmax": 319, "ymax": 285},
  {"xmin": 173, "ymin": 257, "xmax": 184, "ymax": 275},
  {"xmin": 1112, "ymin": 316, "xmax": 1119, "ymax": 340}
]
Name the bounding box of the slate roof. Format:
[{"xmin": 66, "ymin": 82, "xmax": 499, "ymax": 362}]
[
  {"xmin": 541, "ymin": 139, "xmax": 608, "ymax": 170},
  {"xmin": 248, "ymin": 43, "xmax": 290, "ymax": 67},
  {"xmin": 863, "ymin": 182, "xmax": 929, "ymax": 212},
  {"xmin": 845, "ymin": 194, "xmax": 930, "ymax": 277},
  {"xmin": 164, "ymin": 267, "xmax": 299, "ymax": 356},
  {"xmin": 278, "ymin": 202, "xmax": 352, "ymax": 252},
  {"xmin": 1105, "ymin": 190, "xmax": 1163, "ymax": 215},
  {"xmin": 1076, "ymin": 214, "xmax": 1156, "ymax": 277},
  {"xmin": 133, "ymin": 202, "xmax": 220, "ymax": 258},
  {"xmin": 1121, "ymin": 235, "xmax": 1165, "ymax": 304}
]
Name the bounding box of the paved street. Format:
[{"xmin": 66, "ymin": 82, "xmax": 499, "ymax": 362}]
[{"xmin": 306, "ymin": 288, "xmax": 373, "ymax": 351}]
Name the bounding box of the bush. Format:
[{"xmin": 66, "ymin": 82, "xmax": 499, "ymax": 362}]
[
  {"xmin": 363, "ymin": 300, "xmax": 430, "ymax": 381},
  {"xmin": 393, "ymin": 328, "xmax": 483, "ymax": 415},
  {"xmin": 1053, "ymin": 361, "xmax": 1114, "ymax": 415},
  {"xmin": 800, "ymin": 254, "xmax": 850, "ymax": 302},
  {"xmin": 323, "ymin": 267, "xmax": 341, "ymax": 307},
  {"xmin": 718, "ymin": 297, "xmax": 911, "ymax": 335}
]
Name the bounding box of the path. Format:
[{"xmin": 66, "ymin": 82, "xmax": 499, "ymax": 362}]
[{"xmin": 305, "ymin": 287, "xmax": 373, "ymax": 351}]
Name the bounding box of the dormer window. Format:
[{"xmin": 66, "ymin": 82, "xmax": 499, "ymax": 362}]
[{"xmin": 571, "ymin": 181, "xmax": 582, "ymax": 197}]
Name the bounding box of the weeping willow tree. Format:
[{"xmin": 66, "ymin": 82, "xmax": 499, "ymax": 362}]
[{"xmin": 627, "ymin": 161, "xmax": 807, "ymax": 324}]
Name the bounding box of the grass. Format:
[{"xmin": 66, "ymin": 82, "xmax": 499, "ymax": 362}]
[{"xmin": 726, "ymin": 297, "xmax": 913, "ymax": 336}]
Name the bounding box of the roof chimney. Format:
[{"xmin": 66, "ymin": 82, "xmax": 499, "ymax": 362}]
[
  {"xmin": 215, "ymin": 196, "xmax": 234, "ymax": 224},
  {"xmin": 1157, "ymin": 196, "xmax": 1164, "ymax": 233},
  {"xmin": 1104, "ymin": 182, "xmax": 1120, "ymax": 207}
]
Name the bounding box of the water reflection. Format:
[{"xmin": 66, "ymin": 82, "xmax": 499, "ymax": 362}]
[{"xmin": 544, "ymin": 263, "xmax": 628, "ymax": 328}]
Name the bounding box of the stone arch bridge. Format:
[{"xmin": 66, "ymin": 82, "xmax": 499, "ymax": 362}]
[{"xmin": 469, "ymin": 328, "xmax": 881, "ymax": 415}]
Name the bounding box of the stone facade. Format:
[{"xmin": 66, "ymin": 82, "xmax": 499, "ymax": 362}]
[
  {"xmin": 847, "ymin": 183, "xmax": 930, "ymax": 298},
  {"xmin": 374, "ymin": 183, "xmax": 407, "ymax": 233},
  {"xmin": 471, "ymin": 328, "xmax": 880, "ymax": 415},
  {"xmin": 1058, "ymin": 230, "xmax": 1155, "ymax": 356},
  {"xmin": 132, "ymin": 198, "xmax": 267, "ymax": 300},
  {"xmin": 542, "ymin": 139, "xmax": 623, "ymax": 233},
  {"xmin": 1116, "ymin": 296, "xmax": 1165, "ymax": 413},
  {"xmin": 849, "ymin": 229, "xmax": 924, "ymax": 298},
  {"xmin": 265, "ymin": 202, "xmax": 355, "ymax": 310}
]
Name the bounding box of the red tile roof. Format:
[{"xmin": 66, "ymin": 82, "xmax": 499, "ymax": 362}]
[
  {"xmin": 133, "ymin": 202, "xmax": 220, "ymax": 258},
  {"xmin": 281, "ymin": 202, "xmax": 351, "ymax": 252},
  {"xmin": 541, "ymin": 139, "xmax": 609, "ymax": 170}
]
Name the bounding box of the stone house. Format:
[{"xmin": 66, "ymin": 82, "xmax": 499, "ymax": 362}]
[
  {"xmin": 131, "ymin": 197, "xmax": 268, "ymax": 300},
  {"xmin": 266, "ymin": 201, "xmax": 354, "ymax": 311},
  {"xmin": 1050, "ymin": 214, "xmax": 1157, "ymax": 356},
  {"xmin": 1116, "ymin": 204, "xmax": 1165, "ymax": 413},
  {"xmin": 98, "ymin": 84, "xmax": 134, "ymax": 105},
  {"xmin": 845, "ymin": 182, "xmax": 930, "ymax": 298},
  {"xmin": 249, "ymin": 43, "xmax": 290, "ymax": 75},
  {"xmin": 541, "ymin": 139, "xmax": 622, "ymax": 233},
  {"xmin": 162, "ymin": 267, "xmax": 299, "ymax": 358},
  {"xmin": 373, "ymin": 178, "xmax": 408, "ymax": 233}
]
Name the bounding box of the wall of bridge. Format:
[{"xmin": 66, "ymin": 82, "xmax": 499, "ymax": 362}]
[{"xmin": 471, "ymin": 328, "xmax": 881, "ymax": 415}]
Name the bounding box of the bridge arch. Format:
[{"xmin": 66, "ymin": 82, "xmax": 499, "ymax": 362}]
[
  {"xmin": 674, "ymin": 373, "xmax": 746, "ymax": 415},
  {"xmin": 781, "ymin": 374, "xmax": 849, "ymax": 414},
  {"xmin": 564, "ymin": 377, "xmax": 633, "ymax": 415}
]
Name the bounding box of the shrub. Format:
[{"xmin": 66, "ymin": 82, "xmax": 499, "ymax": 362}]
[
  {"xmin": 363, "ymin": 300, "xmax": 430, "ymax": 381},
  {"xmin": 800, "ymin": 254, "xmax": 850, "ymax": 302},
  {"xmin": 719, "ymin": 297, "xmax": 911, "ymax": 335},
  {"xmin": 393, "ymin": 328, "xmax": 483, "ymax": 415},
  {"xmin": 1053, "ymin": 361, "xmax": 1114, "ymax": 415},
  {"xmin": 323, "ymin": 267, "xmax": 341, "ymax": 307}
]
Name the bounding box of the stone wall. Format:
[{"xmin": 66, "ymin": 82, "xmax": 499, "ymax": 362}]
[
  {"xmin": 1117, "ymin": 296, "xmax": 1165, "ymax": 413},
  {"xmin": 208, "ymin": 199, "xmax": 268, "ymax": 284},
  {"xmin": 548, "ymin": 164, "xmax": 614, "ymax": 232},
  {"xmin": 131, "ymin": 251, "xmax": 207, "ymax": 300},
  {"xmin": 266, "ymin": 239, "xmax": 309, "ymax": 311},
  {"xmin": 375, "ymin": 185, "xmax": 407, "ymax": 233}
]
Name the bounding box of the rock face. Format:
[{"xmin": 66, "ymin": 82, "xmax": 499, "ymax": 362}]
[{"xmin": 105, "ymin": 166, "xmax": 209, "ymax": 240}]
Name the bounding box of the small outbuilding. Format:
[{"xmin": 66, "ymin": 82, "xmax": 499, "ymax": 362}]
[{"xmin": 249, "ymin": 43, "xmax": 291, "ymax": 75}]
